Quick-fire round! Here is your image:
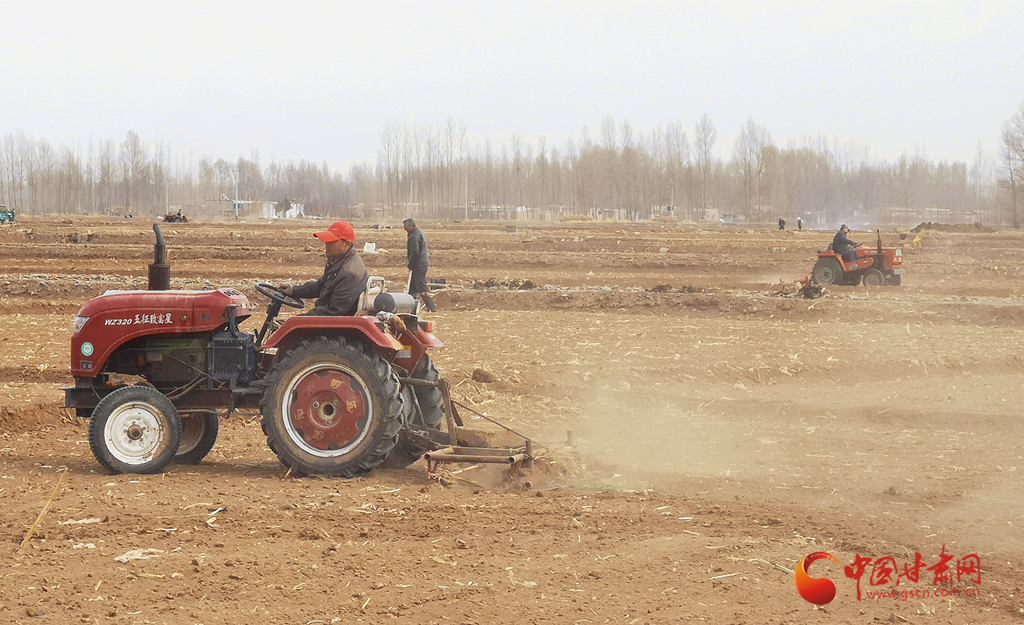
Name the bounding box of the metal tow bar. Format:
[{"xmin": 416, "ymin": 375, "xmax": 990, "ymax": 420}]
[{"xmin": 399, "ymin": 376, "xmax": 536, "ymax": 474}]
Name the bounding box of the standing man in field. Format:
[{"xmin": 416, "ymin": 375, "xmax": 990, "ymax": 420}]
[
  {"xmin": 403, "ymin": 217, "xmax": 435, "ymax": 311},
  {"xmin": 277, "ymin": 220, "xmax": 369, "ymax": 316}
]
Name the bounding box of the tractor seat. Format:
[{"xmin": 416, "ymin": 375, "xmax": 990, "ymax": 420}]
[{"xmin": 356, "ymin": 276, "xmax": 385, "ymax": 316}]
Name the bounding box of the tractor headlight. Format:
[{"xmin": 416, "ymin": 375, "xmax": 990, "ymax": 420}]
[
  {"xmin": 895, "ymin": 248, "xmax": 903, "ymax": 256},
  {"xmin": 72, "ymin": 316, "xmax": 89, "ymax": 334}
]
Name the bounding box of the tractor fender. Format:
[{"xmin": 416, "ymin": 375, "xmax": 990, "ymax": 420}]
[
  {"xmin": 261, "ymin": 316, "xmax": 401, "ymax": 366},
  {"xmin": 842, "ymin": 255, "xmax": 875, "ymax": 272},
  {"xmin": 393, "ymin": 321, "xmax": 445, "ymax": 374}
]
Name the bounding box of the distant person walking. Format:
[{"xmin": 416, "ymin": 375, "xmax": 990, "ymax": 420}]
[
  {"xmin": 778, "ymin": 217, "xmax": 786, "ymax": 230},
  {"xmin": 797, "ymin": 217, "xmax": 803, "ymax": 230},
  {"xmin": 403, "ymin": 218, "xmax": 436, "ymax": 312}
]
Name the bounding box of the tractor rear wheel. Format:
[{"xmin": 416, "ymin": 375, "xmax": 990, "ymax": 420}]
[
  {"xmin": 411, "ymin": 354, "xmax": 445, "ymax": 429},
  {"xmin": 89, "ymin": 386, "xmax": 181, "ymax": 474},
  {"xmin": 260, "ymin": 336, "xmax": 403, "ymax": 477},
  {"xmin": 862, "ymin": 268, "xmax": 884, "ymax": 286},
  {"xmin": 174, "ymin": 410, "xmax": 219, "ymax": 464},
  {"xmin": 811, "ymin": 258, "xmax": 843, "ymax": 285},
  {"xmin": 381, "ymin": 355, "xmax": 447, "ymax": 469}
]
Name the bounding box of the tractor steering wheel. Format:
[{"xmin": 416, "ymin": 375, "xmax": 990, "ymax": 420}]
[{"xmin": 255, "ymin": 282, "xmax": 305, "ymax": 308}]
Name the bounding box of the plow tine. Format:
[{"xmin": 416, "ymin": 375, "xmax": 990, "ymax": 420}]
[
  {"xmin": 439, "ymin": 378, "xmax": 459, "ymax": 446},
  {"xmin": 404, "ymin": 375, "xmax": 539, "ymax": 475}
]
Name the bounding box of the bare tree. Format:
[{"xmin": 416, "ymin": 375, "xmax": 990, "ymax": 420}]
[
  {"xmin": 694, "ymin": 113, "xmax": 717, "ymax": 219},
  {"xmin": 379, "ymin": 121, "xmax": 401, "ymax": 218},
  {"xmin": 120, "ymin": 130, "xmax": 148, "ymax": 213},
  {"xmin": 661, "ymin": 122, "xmax": 689, "ymax": 217},
  {"xmin": 732, "ymin": 117, "xmax": 769, "ymax": 220},
  {"xmin": 237, "ymin": 152, "xmax": 263, "ymax": 200},
  {"xmin": 1000, "ymin": 123, "xmax": 1023, "ymax": 228},
  {"xmin": 620, "ymin": 120, "xmax": 642, "ymax": 218},
  {"xmin": 598, "ymin": 115, "xmax": 619, "ymax": 213}
]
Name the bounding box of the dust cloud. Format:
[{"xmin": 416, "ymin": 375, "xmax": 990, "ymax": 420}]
[{"xmin": 572, "ymin": 382, "xmax": 769, "ymax": 483}]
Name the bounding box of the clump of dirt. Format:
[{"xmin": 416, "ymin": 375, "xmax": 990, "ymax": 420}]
[
  {"xmin": 767, "ymin": 282, "xmax": 826, "ymax": 299},
  {"xmin": 0, "ymin": 403, "xmax": 67, "ymax": 433},
  {"xmin": 799, "ymin": 283, "xmax": 826, "ymax": 298},
  {"xmin": 470, "ymin": 277, "xmax": 536, "ymax": 290},
  {"xmin": 647, "ymin": 284, "xmax": 708, "ymax": 293},
  {"xmin": 471, "ymin": 367, "xmax": 499, "ymax": 383},
  {"xmin": 911, "ymin": 221, "xmax": 995, "ymax": 233},
  {"xmin": 63, "ymin": 232, "xmax": 97, "ymax": 244}
]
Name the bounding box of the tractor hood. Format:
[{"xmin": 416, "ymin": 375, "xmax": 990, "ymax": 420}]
[{"xmin": 71, "ymin": 288, "xmax": 254, "ymax": 377}]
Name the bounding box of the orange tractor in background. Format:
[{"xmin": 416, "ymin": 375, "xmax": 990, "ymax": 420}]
[{"xmin": 810, "ymin": 230, "xmax": 905, "ymax": 286}]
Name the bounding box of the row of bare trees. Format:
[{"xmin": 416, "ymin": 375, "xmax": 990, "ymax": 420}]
[
  {"xmin": 1, "ymin": 109, "xmax": 1019, "ymax": 225},
  {"xmin": 0, "ymin": 131, "xmax": 353, "ymax": 217},
  {"xmin": 369, "ymin": 114, "xmax": 1003, "ymax": 225}
]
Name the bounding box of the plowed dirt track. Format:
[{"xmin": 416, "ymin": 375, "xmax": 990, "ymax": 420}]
[{"xmin": 2, "ymin": 216, "xmax": 1023, "ymax": 624}]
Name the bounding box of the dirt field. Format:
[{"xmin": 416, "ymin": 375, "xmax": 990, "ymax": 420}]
[{"xmin": 2, "ymin": 215, "xmax": 1024, "ymax": 624}]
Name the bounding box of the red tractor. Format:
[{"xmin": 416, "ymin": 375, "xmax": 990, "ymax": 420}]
[
  {"xmin": 811, "ymin": 230, "xmax": 905, "ymax": 287},
  {"xmin": 65, "ymin": 225, "xmax": 469, "ymax": 477}
]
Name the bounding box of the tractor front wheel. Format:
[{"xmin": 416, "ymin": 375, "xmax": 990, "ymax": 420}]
[
  {"xmin": 811, "ymin": 258, "xmax": 843, "ymax": 285},
  {"xmin": 260, "ymin": 336, "xmax": 403, "ymax": 477},
  {"xmin": 174, "ymin": 410, "xmax": 219, "ymax": 464},
  {"xmin": 88, "ymin": 386, "xmax": 181, "ymax": 474},
  {"xmin": 862, "ymin": 268, "xmax": 884, "ymax": 286}
]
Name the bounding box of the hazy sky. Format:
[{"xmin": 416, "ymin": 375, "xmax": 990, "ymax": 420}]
[{"xmin": 4, "ymin": 0, "xmax": 1022, "ymax": 170}]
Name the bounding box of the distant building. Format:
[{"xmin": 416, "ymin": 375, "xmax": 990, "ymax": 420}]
[
  {"xmin": 881, "ymin": 206, "xmax": 922, "ymax": 225},
  {"xmin": 207, "ymin": 199, "xmax": 305, "ymax": 220}
]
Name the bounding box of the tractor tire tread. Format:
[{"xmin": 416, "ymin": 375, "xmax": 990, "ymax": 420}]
[
  {"xmin": 173, "ymin": 410, "xmax": 219, "ymax": 464},
  {"xmin": 380, "ymin": 355, "xmax": 446, "ymax": 469}
]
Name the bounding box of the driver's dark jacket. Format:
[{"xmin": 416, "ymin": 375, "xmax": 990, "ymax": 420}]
[
  {"xmin": 292, "ymin": 247, "xmax": 369, "ymax": 316},
  {"xmin": 832, "ymin": 230, "xmax": 858, "ymax": 255}
]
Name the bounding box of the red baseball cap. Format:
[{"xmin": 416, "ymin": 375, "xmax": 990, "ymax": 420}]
[{"xmin": 313, "ymin": 221, "xmax": 355, "ymax": 243}]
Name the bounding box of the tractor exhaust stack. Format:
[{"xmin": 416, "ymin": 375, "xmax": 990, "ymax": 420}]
[{"xmin": 148, "ymin": 223, "xmax": 170, "ymax": 290}]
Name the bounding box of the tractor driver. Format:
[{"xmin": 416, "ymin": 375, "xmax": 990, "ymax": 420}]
[
  {"xmin": 832, "ymin": 224, "xmax": 861, "ymax": 262},
  {"xmin": 277, "ymin": 220, "xmax": 370, "ymax": 316}
]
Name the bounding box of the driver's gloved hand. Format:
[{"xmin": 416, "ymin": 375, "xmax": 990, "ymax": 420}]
[{"xmin": 277, "ymin": 283, "xmax": 293, "ymax": 296}]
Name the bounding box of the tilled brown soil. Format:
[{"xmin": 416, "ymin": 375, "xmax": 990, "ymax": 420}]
[{"xmin": 1, "ymin": 216, "xmax": 1023, "ymax": 624}]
